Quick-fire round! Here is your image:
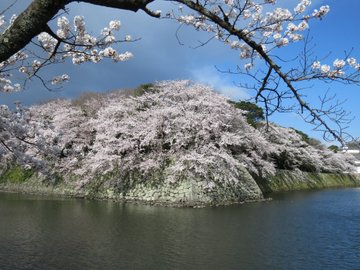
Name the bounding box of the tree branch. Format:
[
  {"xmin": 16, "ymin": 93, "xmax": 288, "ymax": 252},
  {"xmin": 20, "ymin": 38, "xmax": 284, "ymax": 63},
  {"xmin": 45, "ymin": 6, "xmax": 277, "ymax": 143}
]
[
  {"xmin": 0, "ymin": 0, "xmax": 158, "ymax": 63},
  {"xmin": 80, "ymin": 0, "xmax": 160, "ymax": 17},
  {"xmin": 178, "ymin": 0, "xmax": 346, "ymax": 144},
  {"xmin": 0, "ymin": 0, "xmax": 70, "ymax": 63}
]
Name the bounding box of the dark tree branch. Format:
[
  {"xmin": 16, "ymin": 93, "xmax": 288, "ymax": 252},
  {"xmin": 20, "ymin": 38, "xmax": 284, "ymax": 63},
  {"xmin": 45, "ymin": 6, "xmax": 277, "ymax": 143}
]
[
  {"xmin": 255, "ymin": 66, "xmax": 272, "ymax": 102},
  {"xmin": 0, "ymin": 0, "xmax": 69, "ymax": 63},
  {"xmin": 80, "ymin": 0, "xmax": 156, "ymax": 14},
  {"xmin": 178, "ymin": 0, "xmax": 347, "ymax": 144},
  {"xmin": 0, "ymin": 0, "xmax": 357, "ymax": 145},
  {"xmin": 0, "ymin": 0, "xmax": 158, "ymax": 63}
]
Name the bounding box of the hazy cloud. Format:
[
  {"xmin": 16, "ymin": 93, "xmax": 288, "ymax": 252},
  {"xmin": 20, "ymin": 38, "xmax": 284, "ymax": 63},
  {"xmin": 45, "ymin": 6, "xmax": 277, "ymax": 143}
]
[{"xmin": 191, "ymin": 66, "xmax": 249, "ymax": 101}]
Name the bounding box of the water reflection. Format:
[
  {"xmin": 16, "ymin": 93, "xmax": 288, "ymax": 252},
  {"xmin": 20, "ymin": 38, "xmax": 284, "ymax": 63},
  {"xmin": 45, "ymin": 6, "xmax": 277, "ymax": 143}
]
[{"xmin": 1, "ymin": 189, "xmax": 360, "ymax": 270}]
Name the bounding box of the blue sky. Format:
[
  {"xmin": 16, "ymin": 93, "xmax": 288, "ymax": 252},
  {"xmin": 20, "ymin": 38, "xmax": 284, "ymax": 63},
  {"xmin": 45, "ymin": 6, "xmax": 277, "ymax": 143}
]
[{"xmin": 1, "ymin": 0, "xmax": 359, "ymax": 143}]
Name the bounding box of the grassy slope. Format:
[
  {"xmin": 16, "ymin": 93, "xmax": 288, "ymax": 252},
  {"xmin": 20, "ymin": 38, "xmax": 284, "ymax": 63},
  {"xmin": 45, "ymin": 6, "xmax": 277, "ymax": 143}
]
[{"xmin": 259, "ymin": 170, "xmax": 360, "ymax": 194}]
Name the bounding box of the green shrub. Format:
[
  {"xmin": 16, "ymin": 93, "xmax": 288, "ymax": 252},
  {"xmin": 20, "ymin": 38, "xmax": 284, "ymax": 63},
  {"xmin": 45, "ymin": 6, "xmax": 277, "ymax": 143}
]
[
  {"xmin": 0, "ymin": 166, "xmax": 34, "ymax": 184},
  {"xmin": 229, "ymin": 100, "xmax": 264, "ymax": 127},
  {"xmin": 291, "ymin": 128, "xmax": 310, "ymax": 143},
  {"xmin": 328, "ymin": 145, "xmax": 340, "ymax": 153}
]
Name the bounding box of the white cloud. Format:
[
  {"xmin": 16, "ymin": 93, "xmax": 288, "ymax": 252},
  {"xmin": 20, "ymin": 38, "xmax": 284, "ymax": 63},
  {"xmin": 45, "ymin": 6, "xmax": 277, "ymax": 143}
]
[{"xmin": 191, "ymin": 66, "xmax": 250, "ymax": 101}]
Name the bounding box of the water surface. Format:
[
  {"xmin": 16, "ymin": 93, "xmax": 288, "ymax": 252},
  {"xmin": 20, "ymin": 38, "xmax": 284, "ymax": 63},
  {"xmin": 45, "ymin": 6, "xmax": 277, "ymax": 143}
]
[{"xmin": 0, "ymin": 188, "xmax": 360, "ymax": 270}]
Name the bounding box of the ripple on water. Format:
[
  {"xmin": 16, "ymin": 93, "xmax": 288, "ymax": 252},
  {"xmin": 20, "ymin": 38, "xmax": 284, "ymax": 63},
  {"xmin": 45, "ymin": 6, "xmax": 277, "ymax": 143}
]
[{"xmin": 0, "ymin": 189, "xmax": 360, "ymax": 270}]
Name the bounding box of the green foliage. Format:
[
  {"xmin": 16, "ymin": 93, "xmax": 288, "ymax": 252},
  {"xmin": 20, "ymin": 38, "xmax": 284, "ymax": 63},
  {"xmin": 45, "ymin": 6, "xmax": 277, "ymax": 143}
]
[
  {"xmin": 134, "ymin": 83, "xmax": 156, "ymax": 96},
  {"xmin": 264, "ymin": 171, "xmax": 360, "ymax": 193},
  {"xmin": 0, "ymin": 166, "xmax": 33, "ymax": 184},
  {"xmin": 270, "ymin": 150, "xmax": 295, "ymax": 170},
  {"xmin": 270, "ymin": 150, "xmax": 318, "ymax": 172},
  {"xmin": 292, "ymin": 128, "xmax": 325, "ymax": 150},
  {"xmin": 328, "ymin": 145, "xmax": 340, "ymax": 153},
  {"xmin": 291, "ymin": 128, "xmax": 310, "ymax": 143},
  {"xmin": 230, "ymin": 100, "xmax": 264, "ymax": 127}
]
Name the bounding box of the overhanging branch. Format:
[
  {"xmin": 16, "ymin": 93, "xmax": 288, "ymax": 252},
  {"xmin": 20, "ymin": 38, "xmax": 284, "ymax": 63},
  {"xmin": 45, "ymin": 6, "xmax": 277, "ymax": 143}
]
[
  {"xmin": 0, "ymin": 0, "xmax": 158, "ymax": 63},
  {"xmin": 178, "ymin": 0, "xmax": 346, "ymax": 144}
]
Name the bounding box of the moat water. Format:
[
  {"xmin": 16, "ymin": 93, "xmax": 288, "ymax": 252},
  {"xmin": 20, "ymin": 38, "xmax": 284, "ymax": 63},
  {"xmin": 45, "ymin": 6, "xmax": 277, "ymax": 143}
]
[{"xmin": 0, "ymin": 188, "xmax": 359, "ymax": 270}]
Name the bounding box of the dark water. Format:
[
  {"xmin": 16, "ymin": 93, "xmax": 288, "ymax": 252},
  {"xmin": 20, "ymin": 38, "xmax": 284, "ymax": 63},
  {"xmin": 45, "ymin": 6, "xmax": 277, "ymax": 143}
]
[{"xmin": 1, "ymin": 189, "xmax": 360, "ymax": 270}]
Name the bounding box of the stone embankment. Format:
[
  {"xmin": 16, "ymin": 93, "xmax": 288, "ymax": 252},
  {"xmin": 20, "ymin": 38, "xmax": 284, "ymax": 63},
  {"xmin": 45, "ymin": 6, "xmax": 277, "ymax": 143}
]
[{"xmin": 1, "ymin": 167, "xmax": 359, "ymax": 207}]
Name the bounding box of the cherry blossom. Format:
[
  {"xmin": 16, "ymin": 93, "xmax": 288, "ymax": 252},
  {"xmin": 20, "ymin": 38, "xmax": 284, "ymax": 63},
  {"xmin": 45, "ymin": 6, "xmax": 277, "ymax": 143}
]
[
  {"xmin": 333, "ymin": 59, "xmax": 346, "ymax": 69},
  {"xmin": 321, "ymin": 64, "xmax": 331, "ymax": 74},
  {"xmin": 0, "ymin": 13, "xmax": 133, "ymax": 92},
  {"xmin": 1, "ymin": 0, "xmax": 360, "ymax": 173},
  {"xmin": 2, "ymin": 81, "xmax": 354, "ymax": 187}
]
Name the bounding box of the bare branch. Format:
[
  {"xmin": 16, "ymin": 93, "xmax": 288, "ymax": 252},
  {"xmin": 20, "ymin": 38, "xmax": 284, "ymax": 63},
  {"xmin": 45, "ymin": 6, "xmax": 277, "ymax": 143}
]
[{"xmin": 177, "ymin": 0, "xmax": 352, "ymax": 144}]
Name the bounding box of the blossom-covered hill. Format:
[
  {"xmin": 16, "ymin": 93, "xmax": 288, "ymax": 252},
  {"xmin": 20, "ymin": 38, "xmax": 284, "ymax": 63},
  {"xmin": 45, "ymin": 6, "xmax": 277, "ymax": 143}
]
[{"xmin": 0, "ymin": 81, "xmax": 357, "ymax": 205}]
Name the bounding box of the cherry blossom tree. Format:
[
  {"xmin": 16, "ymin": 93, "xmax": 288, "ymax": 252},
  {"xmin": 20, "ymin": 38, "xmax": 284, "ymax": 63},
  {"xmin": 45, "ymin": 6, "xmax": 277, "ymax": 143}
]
[
  {"xmin": 1, "ymin": 0, "xmax": 360, "ymax": 170},
  {"xmin": 19, "ymin": 81, "xmax": 356, "ymax": 190},
  {"xmin": 0, "ymin": 102, "xmax": 60, "ymax": 180}
]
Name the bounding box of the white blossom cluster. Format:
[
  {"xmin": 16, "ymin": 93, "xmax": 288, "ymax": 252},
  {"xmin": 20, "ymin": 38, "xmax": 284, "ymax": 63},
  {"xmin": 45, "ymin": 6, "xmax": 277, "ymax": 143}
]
[
  {"xmin": 0, "ymin": 15, "xmax": 6, "ymax": 29},
  {"xmin": 26, "ymin": 81, "xmax": 276, "ymax": 189},
  {"xmin": 51, "ymin": 74, "xmax": 70, "ymax": 85},
  {"xmin": 9, "ymin": 81, "xmax": 355, "ymax": 190},
  {"xmin": 260, "ymin": 124, "xmax": 355, "ymax": 173},
  {"xmin": 0, "ymin": 14, "xmax": 25, "ymax": 92},
  {"xmin": 311, "ymin": 57, "xmax": 360, "ymax": 78},
  {"xmin": 35, "ymin": 16, "xmax": 134, "ymax": 66},
  {"xmin": 175, "ymin": 0, "xmax": 331, "ymax": 70},
  {"xmin": 0, "ymin": 104, "xmax": 58, "ymax": 176},
  {"xmin": 0, "ymin": 0, "xmax": 355, "ymax": 92},
  {"xmin": 0, "ymin": 51, "xmax": 27, "ymax": 92},
  {"xmin": 37, "ymin": 32, "xmax": 58, "ymax": 53},
  {"xmin": 0, "ymin": 15, "xmax": 133, "ymax": 92}
]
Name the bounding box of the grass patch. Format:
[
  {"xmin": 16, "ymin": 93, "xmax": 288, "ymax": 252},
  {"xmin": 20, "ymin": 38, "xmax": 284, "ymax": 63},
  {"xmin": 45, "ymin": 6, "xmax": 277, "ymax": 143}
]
[{"xmin": 0, "ymin": 166, "xmax": 34, "ymax": 184}]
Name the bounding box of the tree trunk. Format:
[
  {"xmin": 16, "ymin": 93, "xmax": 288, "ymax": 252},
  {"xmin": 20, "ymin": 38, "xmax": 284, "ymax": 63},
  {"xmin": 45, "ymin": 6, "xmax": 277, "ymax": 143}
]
[
  {"xmin": 0, "ymin": 0, "xmax": 70, "ymax": 63},
  {"xmin": 0, "ymin": 0, "xmax": 154, "ymax": 63}
]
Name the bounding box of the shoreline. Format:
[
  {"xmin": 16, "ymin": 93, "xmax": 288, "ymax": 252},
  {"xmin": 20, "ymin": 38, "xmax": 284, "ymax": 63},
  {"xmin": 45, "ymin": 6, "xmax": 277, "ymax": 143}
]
[{"xmin": 1, "ymin": 170, "xmax": 359, "ymax": 207}]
